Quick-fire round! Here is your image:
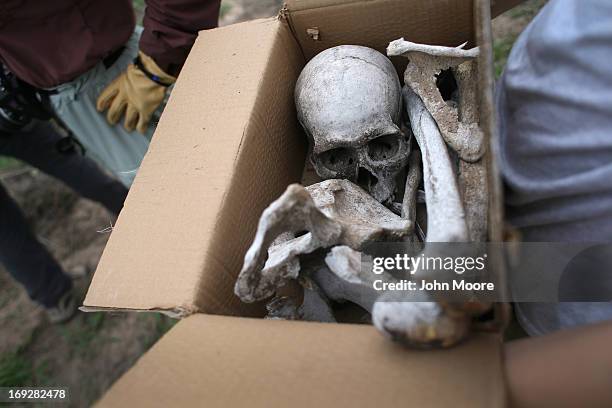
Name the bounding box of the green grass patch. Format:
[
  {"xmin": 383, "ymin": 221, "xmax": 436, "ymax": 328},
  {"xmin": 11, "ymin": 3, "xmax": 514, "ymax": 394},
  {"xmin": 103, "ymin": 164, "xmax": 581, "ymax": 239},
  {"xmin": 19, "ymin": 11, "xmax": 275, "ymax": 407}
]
[
  {"xmin": 154, "ymin": 314, "xmax": 177, "ymax": 337},
  {"xmin": 0, "ymin": 352, "xmax": 34, "ymax": 387},
  {"xmin": 0, "ymin": 156, "xmax": 21, "ymax": 171},
  {"xmin": 0, "ymin": 352, "xmax": 52, "ymax": 387},
  {"xmin": 139, "ymin": 314, "xmax": 178, "ymax": 350},
  {"xmin": 492, "ymin": 0, "xmax": 547, "ymax": 78},
  {"xmin": 132, "ymin": 0, "xmax": 145, "ymax": 12},
  {"xmin": 0, "ymin": 323, "xmax": 49, "ymax": 388},
  {"xmin": 220, "ymin": 1, "xmax": 233, "ymax": 18},
  {"xmin": 59, "ymin": 313, "xmax": 105, "ymax": 356},
  {"xmin": 493, "ymin": 34, "xmax": 518, "ymax": 78},
  {"xmin": 509, "ymin": 0, "xmax": 547, "ymax": 19}
]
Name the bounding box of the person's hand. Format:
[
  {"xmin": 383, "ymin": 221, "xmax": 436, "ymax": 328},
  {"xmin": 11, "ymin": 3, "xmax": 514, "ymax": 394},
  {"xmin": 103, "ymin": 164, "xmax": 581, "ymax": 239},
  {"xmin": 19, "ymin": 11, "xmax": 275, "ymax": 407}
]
[{"xmin": 96, "ymin": 51, "xmax": 176, "ymax": 134}]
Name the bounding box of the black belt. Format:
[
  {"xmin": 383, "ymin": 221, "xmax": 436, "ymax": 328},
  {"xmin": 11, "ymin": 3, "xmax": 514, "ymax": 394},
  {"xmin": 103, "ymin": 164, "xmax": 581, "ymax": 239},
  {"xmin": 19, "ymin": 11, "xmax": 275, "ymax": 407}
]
[{"xmin": 103, "ymin": 46, "xmax": 125, "ymax": 69}]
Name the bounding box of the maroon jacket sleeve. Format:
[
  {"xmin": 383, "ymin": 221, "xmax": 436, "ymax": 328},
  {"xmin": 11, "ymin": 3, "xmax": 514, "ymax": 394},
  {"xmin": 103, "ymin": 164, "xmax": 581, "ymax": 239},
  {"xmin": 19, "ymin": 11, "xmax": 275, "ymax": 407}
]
[{"xmin": 140, "ymin": 0, "xmax": 221, "ymax": 76}]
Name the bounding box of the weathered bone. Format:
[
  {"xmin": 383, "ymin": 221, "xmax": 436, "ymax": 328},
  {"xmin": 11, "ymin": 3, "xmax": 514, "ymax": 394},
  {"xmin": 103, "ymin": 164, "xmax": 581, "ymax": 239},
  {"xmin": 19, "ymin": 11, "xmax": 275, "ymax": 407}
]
[
  {"xmin": 311, "ymin": 246, "xmax": 388, "ymax": 312},
  {"xmin": 404, "ymin": 83, "xmax": 493, "ymax": 316},
  {"xmin": 234, "ymin": 179, "xmax": 411, "ymax": 303},
  {"xmin": 387, "ymin": 39, "xmax": 479, "ymax": 59},
  {"xmin": 401, "ymin": 150, "xmax": 422, "ymax": 224},
  {"xmin": 315, "ymin": 246, "xmax": 472, "ymax": 349},
  {"xmin": 295, "ymin": 45, "xmax": 409, "ymax": 203},
  {"xmin": 372, "ymin": 292, "xmax": 471, "ymax": 349},
  {"xmin": 403, "ymin": 85, "xmax": 468, "ymax": 244},
  {"xmin": 455, "ymin": 61, "xmax": 488, "ymax": 241},
  {"xmin": 234, "ymin": 184, "xmax": 341, "ymax": 303},
  {"xmin": 306, "ymin": 180, "xmax": 412, "ymax": 245},
  {"xmin": 387, "ymin": 38, "xmax": 484, "ymax": 162},
  {"xmin": 370, "ymin": 86, "xmax": 472, "ymax": 348}
]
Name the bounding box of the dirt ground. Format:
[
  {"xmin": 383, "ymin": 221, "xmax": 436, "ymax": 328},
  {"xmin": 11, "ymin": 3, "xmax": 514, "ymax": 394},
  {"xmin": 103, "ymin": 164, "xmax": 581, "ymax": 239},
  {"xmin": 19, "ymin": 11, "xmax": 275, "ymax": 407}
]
[
  {"xmin": 220, "ymin": 0, "xmax": 283, "ymax": 25},
  {"xmin": 0, "ymin": 1, "xmax": 544, "ymax": 407}
]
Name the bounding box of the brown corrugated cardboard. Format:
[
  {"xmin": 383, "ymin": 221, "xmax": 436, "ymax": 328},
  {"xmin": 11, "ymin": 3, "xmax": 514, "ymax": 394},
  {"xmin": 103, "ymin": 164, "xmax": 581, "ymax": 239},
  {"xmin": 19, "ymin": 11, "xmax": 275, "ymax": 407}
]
[
  {"xmin": 284, "ymin": 0, "xmax": 474, "ymax": 59},
  {"xmin": 97, "ymin": 315, "xmax": 505, "ymax": 408},
  {"xmin": 84, "ymin": 0, "xmax": 502, "ymax": 318},
  {"xmin": 83, "ymin": 17, "xmax": 305, "ymax": 317}
]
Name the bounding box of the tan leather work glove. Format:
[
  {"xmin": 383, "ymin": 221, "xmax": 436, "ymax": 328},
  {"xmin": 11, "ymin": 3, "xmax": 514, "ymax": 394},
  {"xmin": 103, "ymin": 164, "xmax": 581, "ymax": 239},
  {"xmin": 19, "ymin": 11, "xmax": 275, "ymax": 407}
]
[{"xmin": 96, "ymin": 51, "xmax": 176, "ymax": 134}]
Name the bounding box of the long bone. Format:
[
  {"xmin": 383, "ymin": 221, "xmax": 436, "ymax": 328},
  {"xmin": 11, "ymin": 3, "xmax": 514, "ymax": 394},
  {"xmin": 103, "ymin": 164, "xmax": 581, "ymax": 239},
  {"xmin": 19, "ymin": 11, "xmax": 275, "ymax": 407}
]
[
  {"xmin": 370, "ymin": 85, "xmax": 474, "ymax": 348},
  {"xmin": 401, "ymin": 149, "xmax": 422, "ymax": 229},
  {"xmin": 403, "ymin": 85, "xmax": 468, "ymax": 245},
  {"xmin": 391, "ymin": 39, "xmax": 489, "ymax": 247},
  {"xmin": 234, "ymin": 179, "xmax": 411, "ymax": 303},
  {"xmin": 455, "ymin": 61, "xmax": 488, "ymax": 241},
  {"xmin": 402, "ymin": 83, "xmax": 492, "ymax": 313},
  {"xmin": 266, "ymin": 248, "xmax": 385, "ymax": 323},
  {"xmin": 311, "ymin": 246, "xmax": 391, "ymax": 312},
  {"xmin": 387, "ymin": 38, "xmax": 484, "ymax": 162},
  {"xmin": 313, "ymin": 245, "xmax": 471, "ymax": 349}
]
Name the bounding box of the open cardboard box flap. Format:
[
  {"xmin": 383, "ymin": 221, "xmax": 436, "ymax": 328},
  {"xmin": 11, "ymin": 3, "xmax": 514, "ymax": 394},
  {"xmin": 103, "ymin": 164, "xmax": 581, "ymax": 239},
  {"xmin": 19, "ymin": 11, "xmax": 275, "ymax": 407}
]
[
  {"xmin": 82, "ymin": 16, "xmax": 304, "ymax": 317},
  {"xmin": 97, "ymin": 315, "xmax": 505, "ymax": 408},
  {"xmin": 83, "ymin": 0, "xmax": 498, "ymax": 317}
]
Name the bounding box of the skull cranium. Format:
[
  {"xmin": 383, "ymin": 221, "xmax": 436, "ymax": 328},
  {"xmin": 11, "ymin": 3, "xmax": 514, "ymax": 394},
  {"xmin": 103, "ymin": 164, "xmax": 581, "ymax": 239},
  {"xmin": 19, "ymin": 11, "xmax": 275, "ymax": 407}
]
[{"xmin": 295, "ymin": 45, "xmax": 410, "ymax": 204}]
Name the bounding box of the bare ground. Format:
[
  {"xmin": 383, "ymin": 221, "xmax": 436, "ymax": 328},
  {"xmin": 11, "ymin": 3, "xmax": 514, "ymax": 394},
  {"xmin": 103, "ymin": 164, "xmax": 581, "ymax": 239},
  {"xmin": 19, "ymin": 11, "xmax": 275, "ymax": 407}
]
[
  {"xmin": 0, "ymin": 1, "xmax": 543, "ymax": 406},
  {"xmin": 0, "ymin": 168, "xmax": 176, "ymax": 406},
  {"xmin": 220, "ymin": 0, "xmax": 283, "ymax": 25}
]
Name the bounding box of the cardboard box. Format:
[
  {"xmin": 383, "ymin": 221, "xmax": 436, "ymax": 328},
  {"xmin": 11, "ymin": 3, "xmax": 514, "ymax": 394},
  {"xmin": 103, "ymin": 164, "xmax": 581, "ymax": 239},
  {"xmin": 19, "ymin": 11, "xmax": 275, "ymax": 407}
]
[
  {"xmin": 85, "ymin": 0, "xmax": 508, "ymax": 406},
  {"xmin": 83, "ymin": 0, "xmax": 502, "ymax": 317},
  {"xmin": 97, "ymin": 315, "xmax": 505, "ymax": 408}
]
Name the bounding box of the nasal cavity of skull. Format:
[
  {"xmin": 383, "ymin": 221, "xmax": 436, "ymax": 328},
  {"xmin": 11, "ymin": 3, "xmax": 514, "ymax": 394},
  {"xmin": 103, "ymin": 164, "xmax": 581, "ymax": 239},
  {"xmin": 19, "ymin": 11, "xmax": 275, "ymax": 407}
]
[
  {"xmin": 435, "ymin": 68, "xmax": 458, "ymax": 102},
  {"xmin": 357, "ymin": 167, "xmax": 378, "ymax": 191},
  {"xmin": 367, "ymin": 134, "xmax": 400, "ymax": 162},
  {"xmin": 321, "ymin": 147, "xmax": 354, "ymax": 171}
]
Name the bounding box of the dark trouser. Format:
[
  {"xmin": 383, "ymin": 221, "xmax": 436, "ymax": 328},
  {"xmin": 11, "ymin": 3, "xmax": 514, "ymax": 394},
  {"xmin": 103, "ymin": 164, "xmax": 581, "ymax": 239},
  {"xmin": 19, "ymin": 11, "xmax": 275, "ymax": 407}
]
[{"xmin": 0, "ymin": 121, "xmax": 128, "ymax": 307}]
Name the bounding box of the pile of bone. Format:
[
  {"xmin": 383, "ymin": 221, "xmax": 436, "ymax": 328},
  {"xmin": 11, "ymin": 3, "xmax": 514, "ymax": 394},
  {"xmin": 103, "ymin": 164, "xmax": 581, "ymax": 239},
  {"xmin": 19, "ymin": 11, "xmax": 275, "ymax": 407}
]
[{"xmin": 234, "ymin": 39, "xmax": 492, "ymax": 349}]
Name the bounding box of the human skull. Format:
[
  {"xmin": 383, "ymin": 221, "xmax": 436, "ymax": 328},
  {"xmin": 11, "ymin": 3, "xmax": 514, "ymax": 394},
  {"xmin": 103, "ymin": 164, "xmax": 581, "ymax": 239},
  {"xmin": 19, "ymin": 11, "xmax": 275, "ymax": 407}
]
[{"xmin": 295, "ymin": 45, "xmax": 410, "ymax": 204}]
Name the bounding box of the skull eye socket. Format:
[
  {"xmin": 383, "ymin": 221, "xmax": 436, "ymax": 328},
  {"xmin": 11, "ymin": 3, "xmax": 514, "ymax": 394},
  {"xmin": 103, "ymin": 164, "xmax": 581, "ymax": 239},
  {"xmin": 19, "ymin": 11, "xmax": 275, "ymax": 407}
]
[
  {"xmin": 317, "ymin": 147, "xmax": 355, "ymax": 173},
  {"xmin": 367, "ymin": 134, "xmax": 402, "ymax": 162}
]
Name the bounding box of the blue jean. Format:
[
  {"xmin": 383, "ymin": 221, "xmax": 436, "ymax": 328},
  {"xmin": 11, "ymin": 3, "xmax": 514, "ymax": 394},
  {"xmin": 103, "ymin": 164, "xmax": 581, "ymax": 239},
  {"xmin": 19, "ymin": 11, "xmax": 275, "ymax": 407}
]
[
  {"xmin": 0, "ymin": 120, "xmax": 128, "ymax": 307},
  {"xmin": 49, "ymin": 27, "xmax": 161, "ymax": 187}
]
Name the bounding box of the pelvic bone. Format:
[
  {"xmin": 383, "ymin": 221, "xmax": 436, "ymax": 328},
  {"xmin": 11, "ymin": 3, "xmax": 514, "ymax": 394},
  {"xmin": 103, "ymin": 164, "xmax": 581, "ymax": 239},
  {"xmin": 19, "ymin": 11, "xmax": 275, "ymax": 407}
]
[
  {"xmin": 387, "ymin": 38, "xmax": 484, "ymax": 163},
  {"xmin": 234, "ymin": 179, "xmax": 411, "ymax": 303}
]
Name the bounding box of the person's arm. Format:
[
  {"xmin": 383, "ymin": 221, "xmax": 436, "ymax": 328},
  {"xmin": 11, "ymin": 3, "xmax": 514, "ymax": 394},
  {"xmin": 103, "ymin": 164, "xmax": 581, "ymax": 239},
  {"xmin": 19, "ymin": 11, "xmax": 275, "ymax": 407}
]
[
  {"xmin": 139, "ymin": 0, "xmax": 221, "ymax": 77},
  {"xmin": 491, "ymin": 0, "xmax": 527, "ymax": 18},
  {"xmin": 505, "ymin": 321, "xmax": 612, "ymax": 408},
  {"xmin": 97, "ymin": 0, "xmax": 221, "ymax": 133}
]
